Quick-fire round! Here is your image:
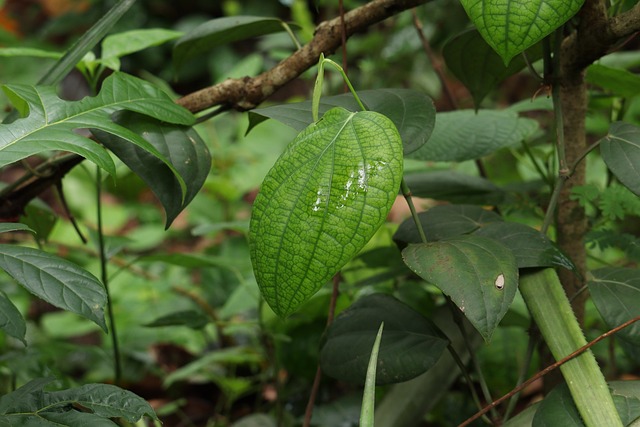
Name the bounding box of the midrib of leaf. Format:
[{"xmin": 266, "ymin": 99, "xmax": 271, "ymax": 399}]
[{"xmin": 272, "ymin": 114, "xmax": 354, "ymax": 312}]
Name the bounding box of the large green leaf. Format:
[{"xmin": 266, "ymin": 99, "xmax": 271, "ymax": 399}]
[
  {"xmin": 407, "ymin": 110, "xmax": 538, "ymax": 162},
  {"xmin": 588, "ymin": 267, "xmax": 640, "ymax": 346},
  {"xmin": 320, "ymin": 294, "xmax": 448, "ymax": 385},
  {"xmin": 0, "ymin": 291, "xmax": 25, "ymax": 345},
  {"xmin": 443, "ymin": 29, "xmax": 541, "ymax": 107},
  {"xmin": 248, "ymin": 89, "xmax": 435, "ymax": 155},
  {"xmin": 0, "ymin": 380, "xmax": 157, "ymax": 424},
  {"xmin": 93, "ymin": 111, "xmax": 211, "ymax": 228},
  {"xmin": 250, "ymin": 107, "xmax": 403, "ymax": 317},
  {"xmin": 600, "ymin": 122, "xmax": 640, "ymax": 196},
  {"xmin": 460, "ymin": 0, "xmax": 584, "ymax": 65},
  {"xmin": 474, "ymin": 221, "xmax": 576, "ymax": 271},
  {"xmin": 402, "ymin": 235, "xmax": 518, "ymax": 341},
  {"xmin": 393, "ymin": 204, "xmax": 503, "ymax": 248},
  {"xmin": 0, "ymin": 72, "xmax": 195, "ymax": 176},
  {"xmin": 403, "ymin": 171, "xmax": 507, "ymax": 205},
  {"xmin": 0, "ymin": 244, "xmax": 107, "ymax": 331},
  {"xmin": 173, "ymin": 16, "xmax": 290, "ymax": 70}
]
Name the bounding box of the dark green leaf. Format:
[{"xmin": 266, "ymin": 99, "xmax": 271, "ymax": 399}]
[
  {"xmin": 474, "ymin": 222, "xmax": 576, "ymax": 271},
  {"xmin": 588, "ymin": 267, "xmax": 640, "ymax": 346},
  {"xmin": 0, "ymin": 291, "xmax": 26, "ymax": 344},
  {"xmin": 610, "ymin": 380, "xmax": 640, "ymax": 426},
  {"xmin": 443, "ymin": 29, "xmax": 541, "ymax": 107},
  {"xmin": 250, "ymin": 107, "xmax": 403, "ymax": 317},
  {"xmin": 0, "ymin": 223, "xmax": 34, "ymax": 234},
  {"xmin": 393, "ymin": 204, "xmax": 503, "ymax": 248},
  {"xmin": 144, "ymin": 309, "xmax": 209, "ymax": 329},
  {"xmin": 600, "ymin": 122, "xmax": 640, "ymax": 196},
  {"xmin": 0, "ymin": 244, "xmax": 107, "ymax": 331},
  {"xmin": 407, "ymin": 110, "xmax": 538, "ymax": 162},
  {"xmin": 20, "ymin": 201, "xmax": 56, "ymax": 242},
  {"xmin": 174, "ymin": 16, "xmax": 290, "ymax": 70},
  {"xmin": 93, "ymin": 111, "xmax": 211, "ymax": 228},
  {"xmin": 460, "ymin": 0, "xmax": 584, "ymax": 65},
  {"xmin": 248, "ymin": 89, "xmax": 435, "ymax": 155},
  {"xmin": 0, "ymin": 377, "xmax": 55, "ymax": 414},
  {"xmin": 320, "ymin": 294, "xmax": 448, "ymax": 385},
  {"xmin": 586, "ymin": 64, "xmax": 640, "ymax": 98},
  {"xmin": 38, "ymin": 411, "xmax": 119, "ymax": 426},
  {"xmin": 403, "ymin": 171, "xmax": 507, "ymax": 205},
  {"xmin": 0, "ymin": 73, "xmax": 195, "ymax": 177},
  {"xmin": 532, "ymin": 383, "xmax": 583, "ymax": 427},
  {"xmin": 402, "ymin": 235, "xmax": 518, "ymax": 341}
]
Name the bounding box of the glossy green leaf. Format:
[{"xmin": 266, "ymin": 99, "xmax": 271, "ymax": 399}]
[
  {"xmin": 0, "ymin": 223, "xmax": 34, "ymax": 234},
  {"xmin": 0, "ymin": 291, "xmax": 25, "ymax": 345},
  {"xmin": 403, "ymin": 171, "xmax": 507, "ymax": 205},
  {"xmin": 600, "ymin": 122, "xmax": 640, "ymax": 196},
  {"xmin": 0, "ymin": 72, "xmax": 195, "ymax": 176},
  {"xmin": 0, "ymin": 244, "xmax": 107, "ymax": 331},
  {"xmin": 248, "ymin": 89, "xmax": 435, "ymax": 155},
  {"xmin": 586, "ymin": 64, "xmax": 640, "ymax": 98},
  {"xmin": 101, "ymin": 29, "xmax": 183, "ymax": 70},
  {"xmin": 407, "ymin": 109, "xmax": 538, "ymax": 162},
  {"xmin": 0, "ymin": 382, "xmax": 157, "ymax": 423},
  {"xmin": 393, "ymin": 204, "xmax": 503, "ymax": 248},
  {"xmin": 443, "ymin": 29, "xmax": 541, "ymax": 107},
  {"xmin": 320, "ymin": 294, "xmax": 448, "ymax": 385},
  {"xmin": 460, "ymin": 0, "xmax": 584, "ymax": 65},
  {"xmin": 360, "ymin": 322, "xmax": 384, "ymax": 427},
  {"xmin": 250, "ymin": 107, "xmax": 403, "ymax": 317},
  {"xmin": 93, "ymin": 111, "xmax": 211, "ymax": 228},
  {"xmin": 474, "ymin": 221, "xmax": 576, "ymax": 271},
  {"xmin": 402, "ymin": 235, "xmax": 518, "ymax": 341},
  {"xmin": 588, "ymin": 267, "xmax": 640, "ymax": 346},
  {"xmin": 144, "ymin": 309, "xmax": 209, "ymax": 329},
  {"xmin": 173, "ymin": 16, "xmax": 289, "ymax": 70}
]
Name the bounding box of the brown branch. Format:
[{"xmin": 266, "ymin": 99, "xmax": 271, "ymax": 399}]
[
  {"xmin": 458, "ymin": 315, "xmax": 640, "ymax": 427},
  {"xmin": 176, "ymin": 0, "xmax": 431, "ymax": 113}
]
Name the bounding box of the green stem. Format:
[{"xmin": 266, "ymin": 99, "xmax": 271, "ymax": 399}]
[
  {"xmin": 400, "ymin": 179, "xmax": 427, "ymax": 244},
  {"xmin": 446, "ymin": 343, "xmax": 492, "ymax": 425},
  {"xmin": 322, "ymin": 58, "xmax": 366, "ymax": 111},
  {"xmin": 541, "ymin": 176, "xmax": 564, "ymax": 235},
  {"xmin": 519, "ymin": 268, "xmax": 622, "ymax": 427},
  {"xmin": 96, "ymin": 167, "xmax": 122, "ymax": 384},
  {"xmin": 281, "ymin": 22, "xmax": 302, "ymax": 50}
]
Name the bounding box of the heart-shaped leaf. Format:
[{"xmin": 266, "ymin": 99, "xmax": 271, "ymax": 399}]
[
  {"xmin": 250, "ymin": 107, "xmax": 403, "ymax": 317},
  {"xmin": 407, "ymin": 110, "xmax": 538, "ymax": 162},
  {"xmin": 474, "ymin": 221, "xmax": 576, "ymax": 271},
  {"xmin": 248, "ymin": 89, "xmax": 435, "ymax": 155},
  {"xmin": 0, "ymin": 291, "xmax": 25, "ymax": 344},
  {"xmin": 0, "ymin": 72, "xmax": 195, "ymax": 177},
  {"xmin": 600, "ymin": 122, "xmax": 640, "ymax": 196},
  {"xmin": 402, "ymin": 235, "xmax": 518, "ymax": 341},
  {"xmin": 394, "ymin": 204, "xmax": 503, "ymax": 248},
  {"xmin": 460, "ymin": 0, "xmax": 584, "ymax": 65},
  {"xmin": 0, "ymin": 244, "xmax": 107, "ymax": 331},
  {"xmin": 320, "ymin": 294, "xmax": 448, "ymax": 385},
  {"xmin": 93, "ymin": 111, "xmax": 211, "ymax": 228},
  {"xmin": 443, "ymin": 29, "xmax": 542, "ymax": 107},
  {"xmin": 588, "ymin": 267, "xmax": 640, "ymax": 346}
]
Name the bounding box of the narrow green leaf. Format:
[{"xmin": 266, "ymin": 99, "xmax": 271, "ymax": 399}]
[
  {"xmin": 0, "ymin": 244, "xmax": 107, "ymax": 331},
  {"xmin": 248, "ymin": 89, "xmax": 435, "ymax": 155},
  {"xmin": 144, "ymin": 309, "xmax": 209, "ymax": 329},
  {"xmin": 0, "ymin": 73, "xmax": 195, "ymax": 176},
  {"xmin": 533, "ymin": 383, "xmax": 584, "ymax": 427},
  {"xmin": 0, "ymin": 47, "xmax": 62, "ymax": 59},
  {"xmin": 474, "ymin": 221, "xmax": 576, "ymax": 271},
  {"xmin": 393, "ymin": 204, "xmax": 503, "ymax": 248},
  {"xmin": 0, "ymin": 223, "xmax": 34, "ymax": 234},
  {"xmin": 250, "ymin": 107, "xmax": 403, "ymax": 317},
  {"xmin": 0, "ymin": 291, "xmax": 26, "ymax": 345},
  {"xmin": 101, "ymin": 29, "xmax": 183, "ymax": 70},
  {"xmin": 93, "ymin": 111, "xmax": 211, "ymax": 228},
  {"xmin": 443, "ymin": 29, "xmax": 542, "ymax": 107},
  {"xmin": 402, "ymin": 235, "xmax": 518, "ymax": 341},
  {"xmin": 588, "ymin": 267, "xmax": 640, "ymax": 347},
  {"xmin": 460, "ymin": 0, "xmax": 584, "ymax": 65},
  {"xmin": 407, "ymin": 110, "xmax": 538, "ymax": 162},
  {"xmin": 360, "ymin": 322, "xmax": 384, "ymax": 427},
  {"xmin": 601, "ymin": 122, "xmax": 640, "ymax": 196},
  {"xmin": 320, "ymin": 294, "xmax": 448, "ymax": 385},
  {"xmin": 173, "ymin": 16, "xmax": 291, "ymax": 70},
  {"xmin": 586, "ymin": 63, "xmax": 640, "ymax": 98},
  {"xmin": 403, "ymin": 171, "xmax": 507, "ymax": 205}
]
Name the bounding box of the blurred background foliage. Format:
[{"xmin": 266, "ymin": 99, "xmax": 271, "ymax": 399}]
[{"xmin": 0, "ymin": 0, "xmax": 638, "ymax": 426}]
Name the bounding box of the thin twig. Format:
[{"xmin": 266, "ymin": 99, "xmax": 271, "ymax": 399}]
[
  {"xmin": 339, "ymin": 0, "xmax": 348, "ymax": 93},
  {"xmin": 458, "ymin": 315, "xmax": 640, "ymax": 427}
]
